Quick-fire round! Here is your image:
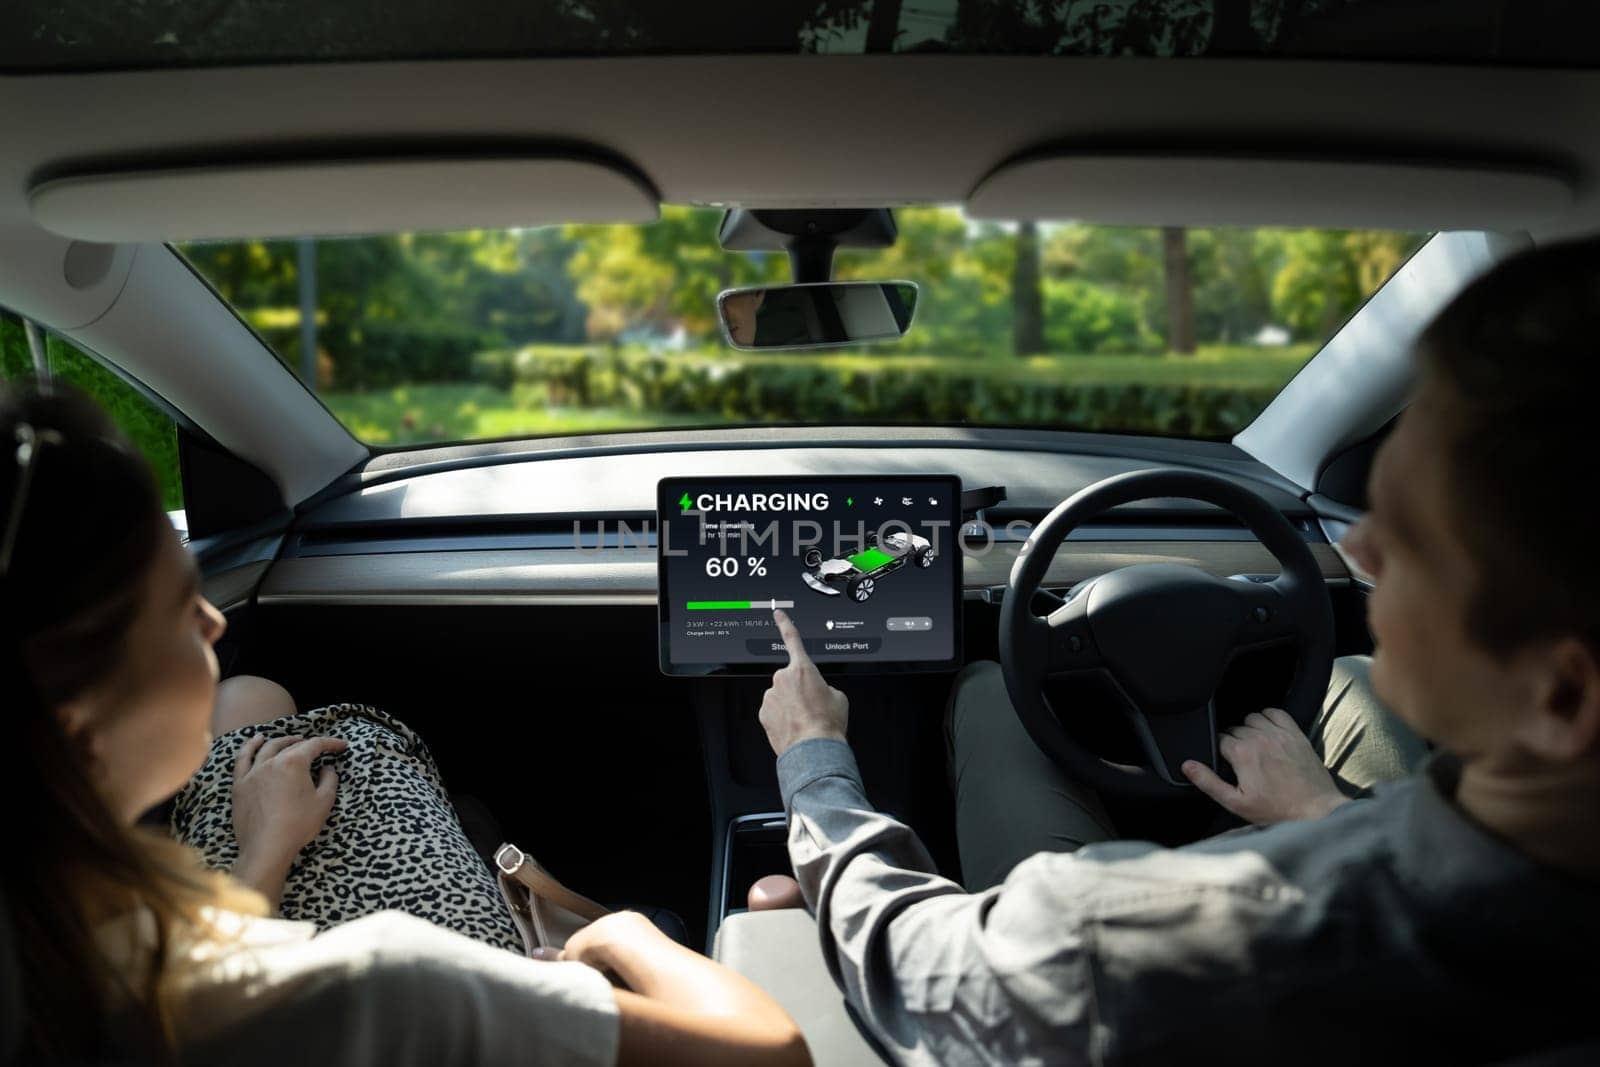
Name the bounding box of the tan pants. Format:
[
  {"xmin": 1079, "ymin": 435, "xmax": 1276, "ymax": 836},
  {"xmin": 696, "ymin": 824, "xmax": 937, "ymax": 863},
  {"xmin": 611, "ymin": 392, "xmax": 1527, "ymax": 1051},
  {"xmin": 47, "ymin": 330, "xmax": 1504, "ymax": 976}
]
[{"xmin": 946, "ymin": 656, "xmax": 1429, "ymax": 891}]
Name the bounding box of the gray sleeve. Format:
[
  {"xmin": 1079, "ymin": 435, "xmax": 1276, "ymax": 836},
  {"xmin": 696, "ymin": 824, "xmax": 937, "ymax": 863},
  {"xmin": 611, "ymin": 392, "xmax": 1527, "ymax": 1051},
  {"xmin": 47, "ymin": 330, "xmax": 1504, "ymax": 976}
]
[
  {"xmin": 777, "ymin": 740, "xmax": 1328, "ymax": 1066},
  {"xmin": 777, "ymin": 738, "xmax": 1099, "ymax": 1065}
]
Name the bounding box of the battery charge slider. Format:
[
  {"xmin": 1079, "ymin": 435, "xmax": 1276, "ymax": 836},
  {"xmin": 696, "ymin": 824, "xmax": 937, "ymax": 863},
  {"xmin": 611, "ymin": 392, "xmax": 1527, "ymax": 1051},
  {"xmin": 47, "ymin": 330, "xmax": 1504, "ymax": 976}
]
[{"xmin": 686, "ymin": 599, "xmax": 796, "ymax": 610}]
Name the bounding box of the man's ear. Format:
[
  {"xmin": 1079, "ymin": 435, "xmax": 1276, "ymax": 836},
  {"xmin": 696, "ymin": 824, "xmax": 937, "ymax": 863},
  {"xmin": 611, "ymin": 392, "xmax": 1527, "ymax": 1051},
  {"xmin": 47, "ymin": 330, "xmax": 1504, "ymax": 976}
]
[{"xmin": 1516, "ymin": 638, "xmax": 1600, "ymax": 761}]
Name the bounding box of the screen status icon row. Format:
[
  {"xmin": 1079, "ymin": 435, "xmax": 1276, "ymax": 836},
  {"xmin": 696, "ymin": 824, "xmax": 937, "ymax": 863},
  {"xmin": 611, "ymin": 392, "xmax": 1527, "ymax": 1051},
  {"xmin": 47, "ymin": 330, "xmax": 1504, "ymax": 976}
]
[{"xmin": 867, "ymin": 495, "xmax": 939, "ymax": 507}]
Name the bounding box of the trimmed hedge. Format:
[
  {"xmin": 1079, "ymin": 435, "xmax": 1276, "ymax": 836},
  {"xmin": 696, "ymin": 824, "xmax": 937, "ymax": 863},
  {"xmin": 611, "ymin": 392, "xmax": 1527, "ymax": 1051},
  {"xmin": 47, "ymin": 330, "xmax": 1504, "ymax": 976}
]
[
  {"xmin": 471, "ymin": 345, "xmax": 1295, "ymax": 437},
  {"xmin": 257, "ymin": 320, "xmax": 495, "ymax": 389},
  {"xmin": 329, "ymin": 321, "xmax": 490, "ymax": 389}
]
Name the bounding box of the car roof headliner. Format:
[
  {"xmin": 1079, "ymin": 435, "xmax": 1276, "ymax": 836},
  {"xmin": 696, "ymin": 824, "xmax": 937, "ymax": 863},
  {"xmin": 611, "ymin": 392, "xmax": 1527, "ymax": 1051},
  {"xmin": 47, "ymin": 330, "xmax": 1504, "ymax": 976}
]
[{"xmin": 2, "ymin": 54, "xmax": 1600, "ymax": 242}]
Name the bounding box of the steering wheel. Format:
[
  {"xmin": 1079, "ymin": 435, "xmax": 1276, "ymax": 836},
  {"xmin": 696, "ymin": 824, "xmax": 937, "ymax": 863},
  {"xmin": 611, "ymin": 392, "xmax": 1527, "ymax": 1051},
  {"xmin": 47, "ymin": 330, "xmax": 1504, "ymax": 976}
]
[{"xmin": 999, "ymin": 469, "xmax": 1335, "ymax": 800}]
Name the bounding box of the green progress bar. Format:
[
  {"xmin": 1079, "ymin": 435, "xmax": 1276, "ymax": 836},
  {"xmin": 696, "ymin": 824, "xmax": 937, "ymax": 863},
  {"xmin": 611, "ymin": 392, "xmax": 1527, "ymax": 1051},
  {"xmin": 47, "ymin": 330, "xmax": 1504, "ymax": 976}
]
[{"xmin": 686, "ymin": 599, "xmax": 796, "ymax": 610}]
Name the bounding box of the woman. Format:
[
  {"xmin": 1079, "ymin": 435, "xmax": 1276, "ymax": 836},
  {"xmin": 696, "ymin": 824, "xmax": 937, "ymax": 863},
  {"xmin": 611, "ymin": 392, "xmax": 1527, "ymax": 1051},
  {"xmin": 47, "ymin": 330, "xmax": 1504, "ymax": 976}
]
[{"xmin": 0, "ymin": 385, "xmax": 807, "ymax": 1066}]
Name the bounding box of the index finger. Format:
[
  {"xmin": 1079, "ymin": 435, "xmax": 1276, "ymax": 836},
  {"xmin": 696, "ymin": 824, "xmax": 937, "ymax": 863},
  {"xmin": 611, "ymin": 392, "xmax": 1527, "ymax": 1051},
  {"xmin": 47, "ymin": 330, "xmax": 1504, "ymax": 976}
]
[
  {"xmin": 1182, "ymin": 759, "xmax": 1245, "ymax": 814},
  {"xmin": 773, "ymin": 609, "xmax": 810, "ymax": 666}
]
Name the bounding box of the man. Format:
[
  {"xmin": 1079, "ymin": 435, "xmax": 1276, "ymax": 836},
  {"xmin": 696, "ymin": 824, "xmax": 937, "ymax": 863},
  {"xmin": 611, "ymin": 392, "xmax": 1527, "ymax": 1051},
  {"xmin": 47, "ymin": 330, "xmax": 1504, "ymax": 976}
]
[
  {"xmin": 721, "ymin": 288, "xmax": 767, "ymax": 347},
  {"xmin": 758, "ymin": 238, "xmax": 1600, "ymax": 1064}
]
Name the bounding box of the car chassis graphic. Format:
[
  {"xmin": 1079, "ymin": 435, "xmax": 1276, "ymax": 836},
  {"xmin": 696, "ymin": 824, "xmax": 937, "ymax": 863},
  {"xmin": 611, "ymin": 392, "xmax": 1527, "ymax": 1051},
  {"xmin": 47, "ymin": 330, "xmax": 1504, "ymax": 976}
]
[{"xmin": 800, "ymin": 530, "xmax": 936, "ymax": 602}]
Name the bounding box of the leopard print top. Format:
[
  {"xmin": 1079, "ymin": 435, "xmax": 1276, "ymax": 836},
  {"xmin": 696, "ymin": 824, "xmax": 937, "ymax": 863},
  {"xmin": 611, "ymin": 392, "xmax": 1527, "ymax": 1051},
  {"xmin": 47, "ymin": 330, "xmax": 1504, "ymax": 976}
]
[{"xmin": 171, "ymin": 703, "xmax": 522, "ymax": 953}]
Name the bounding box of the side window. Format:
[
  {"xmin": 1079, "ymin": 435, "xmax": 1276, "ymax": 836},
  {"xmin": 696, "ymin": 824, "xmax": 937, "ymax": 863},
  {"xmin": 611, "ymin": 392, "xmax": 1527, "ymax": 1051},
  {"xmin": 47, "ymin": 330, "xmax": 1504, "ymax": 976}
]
[{"xmin": 1, "ymin": 306, "xmax": 185, "ymax": 513}]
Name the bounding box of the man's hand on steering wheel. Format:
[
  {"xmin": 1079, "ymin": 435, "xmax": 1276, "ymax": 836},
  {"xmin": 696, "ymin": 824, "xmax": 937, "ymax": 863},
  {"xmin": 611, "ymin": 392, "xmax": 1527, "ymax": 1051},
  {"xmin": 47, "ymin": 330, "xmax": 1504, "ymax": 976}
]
[
  {"xmin": 1181, "ymin": 707, "xmax": 1350, "ymax": 824},
  {"xmin": 759, "ymin": 609, "xmax": 849, "ymax": 756}
]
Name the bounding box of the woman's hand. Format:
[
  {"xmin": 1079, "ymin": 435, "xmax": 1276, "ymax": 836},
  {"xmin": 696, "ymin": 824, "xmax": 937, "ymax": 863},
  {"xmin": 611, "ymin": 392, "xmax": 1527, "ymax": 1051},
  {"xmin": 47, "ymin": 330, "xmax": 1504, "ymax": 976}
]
[
  {"xmin": 1182, "ymin": 708, "xmax": 1350, "ymax": 824},
  {"xmin": 561, "ymin": 913, "xmax": 810, "ymax": 1067},
  {"xmin": 230, "ymin": 733, "xmax": 346, "ymax": 907},
  {"xmin": 559, "ymin": 911, "xmax": 661, "ymax": 977}
]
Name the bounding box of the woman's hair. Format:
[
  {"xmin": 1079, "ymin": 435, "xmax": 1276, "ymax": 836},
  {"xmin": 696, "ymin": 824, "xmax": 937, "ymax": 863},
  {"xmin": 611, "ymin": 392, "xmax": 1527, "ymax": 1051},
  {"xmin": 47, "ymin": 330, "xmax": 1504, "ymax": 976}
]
[{"xmin": 1, "ymin": 384, "xmax": 261, "ymax": 1061}]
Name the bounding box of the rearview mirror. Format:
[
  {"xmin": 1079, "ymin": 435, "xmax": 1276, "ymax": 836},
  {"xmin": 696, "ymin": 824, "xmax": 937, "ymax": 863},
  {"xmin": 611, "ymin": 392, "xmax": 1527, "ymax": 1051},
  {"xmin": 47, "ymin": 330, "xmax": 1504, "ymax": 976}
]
[{"xmin": 718, "ymin": 281, "xmax": 918, "ymax": 351}]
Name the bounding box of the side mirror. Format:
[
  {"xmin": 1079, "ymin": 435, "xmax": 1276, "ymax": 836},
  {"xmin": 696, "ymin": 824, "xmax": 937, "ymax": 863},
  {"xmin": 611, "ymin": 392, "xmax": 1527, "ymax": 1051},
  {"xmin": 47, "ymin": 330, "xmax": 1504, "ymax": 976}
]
[{"xmin": 718, "ymin": 281, "xmax": 918, "ymax": 351}]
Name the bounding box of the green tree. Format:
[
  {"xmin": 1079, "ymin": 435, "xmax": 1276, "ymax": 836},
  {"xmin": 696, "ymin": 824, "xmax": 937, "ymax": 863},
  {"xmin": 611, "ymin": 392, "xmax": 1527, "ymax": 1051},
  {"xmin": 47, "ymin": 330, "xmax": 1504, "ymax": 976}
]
[
  {"xmin": 1044, "ymin": 224, "xmax": 1166, "ymax": 346},
  {"xmin": 1270, "ymin": 230, "xmax": 1420, "ymax": 340},
  {"xmin": 1043, "ymin": 278, "xmax": 1153, "ymax": 354},
  {"xmin": 840, "ymin": 208, "xmax": 1013, "ymax": 357},
  {"xmin": 1187, "ymin": 227, "xmax": 1275, "ymax": 345},
  {"xmin": 183, "ymin": 229, "xmax": 590, "ymax": 387},
  {"xmin": 564, "ymin": 207, "xmax": 786, "ymax": 341}
]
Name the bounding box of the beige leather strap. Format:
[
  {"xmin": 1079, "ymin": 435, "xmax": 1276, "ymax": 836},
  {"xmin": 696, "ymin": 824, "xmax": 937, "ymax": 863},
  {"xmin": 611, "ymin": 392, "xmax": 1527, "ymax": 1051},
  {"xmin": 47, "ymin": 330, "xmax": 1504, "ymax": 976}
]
[{"xmin": 494, "ymin": 843, "xmax": 610, "ymax": 923}]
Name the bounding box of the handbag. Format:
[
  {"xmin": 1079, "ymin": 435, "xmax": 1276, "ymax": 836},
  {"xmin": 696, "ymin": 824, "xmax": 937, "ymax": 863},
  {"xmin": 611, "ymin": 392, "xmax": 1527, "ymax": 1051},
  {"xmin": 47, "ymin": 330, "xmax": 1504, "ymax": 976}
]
[{"xmin": 493, "ymin": 842, "xmax": 611, "ymax": 955}]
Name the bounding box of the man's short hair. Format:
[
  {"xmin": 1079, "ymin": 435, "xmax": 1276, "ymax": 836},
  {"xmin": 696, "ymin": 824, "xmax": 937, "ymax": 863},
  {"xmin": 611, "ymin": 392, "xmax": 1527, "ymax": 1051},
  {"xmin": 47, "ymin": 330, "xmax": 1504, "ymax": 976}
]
[{"xmin": 1415, "ymin": 235, "xmax": 1600, "ymax": 658}]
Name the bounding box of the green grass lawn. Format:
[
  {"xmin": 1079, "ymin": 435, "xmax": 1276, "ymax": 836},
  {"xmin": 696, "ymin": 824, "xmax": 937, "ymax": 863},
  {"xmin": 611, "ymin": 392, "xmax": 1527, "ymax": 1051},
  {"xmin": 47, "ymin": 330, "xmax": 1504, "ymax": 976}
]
[{"xmin": 323, "ymin": 344, "xmax": 1314, "ymax": 446}]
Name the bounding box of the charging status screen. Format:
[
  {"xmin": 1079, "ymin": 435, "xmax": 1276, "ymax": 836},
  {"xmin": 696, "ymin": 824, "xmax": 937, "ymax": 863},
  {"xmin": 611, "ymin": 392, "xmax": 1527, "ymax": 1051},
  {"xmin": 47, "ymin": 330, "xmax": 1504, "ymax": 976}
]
[{"xmin": 657, "ymin": 475, "xmax": 962, "ymax": 675}]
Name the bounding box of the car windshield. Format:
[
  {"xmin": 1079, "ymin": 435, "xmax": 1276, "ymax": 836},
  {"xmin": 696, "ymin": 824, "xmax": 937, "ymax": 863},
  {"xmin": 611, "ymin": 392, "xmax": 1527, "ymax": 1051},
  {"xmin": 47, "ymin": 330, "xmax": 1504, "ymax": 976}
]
[{"xmin": 178, "ymin": 209, "xmax": 1425, "ymax": 446}]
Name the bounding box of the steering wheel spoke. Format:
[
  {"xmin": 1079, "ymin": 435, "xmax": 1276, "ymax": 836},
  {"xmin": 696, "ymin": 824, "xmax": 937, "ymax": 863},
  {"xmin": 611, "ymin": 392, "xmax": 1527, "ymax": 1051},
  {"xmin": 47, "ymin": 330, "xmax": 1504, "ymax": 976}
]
[
  {"xmin": 1042, "ymin": 592, "xmax": 1102, "ymax": 676},
  {"xmin": 1130, "ymin": 700, "xmax": 1220, "ymax": 786},
  {"xmin": 1229, "ymin": 577, "xmax": 1301, "ymax": 651}
]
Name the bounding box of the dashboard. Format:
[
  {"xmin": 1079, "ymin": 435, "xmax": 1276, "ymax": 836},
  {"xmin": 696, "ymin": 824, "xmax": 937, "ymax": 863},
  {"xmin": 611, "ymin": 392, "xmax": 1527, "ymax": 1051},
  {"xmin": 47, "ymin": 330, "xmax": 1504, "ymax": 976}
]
[{"xmin": 243, "ymin": 437, "xmax": 1350, "ymax": 609}]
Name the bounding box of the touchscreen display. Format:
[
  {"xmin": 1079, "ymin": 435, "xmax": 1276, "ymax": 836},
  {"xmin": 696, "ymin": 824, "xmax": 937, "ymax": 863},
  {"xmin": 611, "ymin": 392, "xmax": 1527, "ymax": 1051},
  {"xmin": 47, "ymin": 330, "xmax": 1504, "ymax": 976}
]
[{"xmin": 658, "ymin": 476, "xmax": 962, "ymax": 675}]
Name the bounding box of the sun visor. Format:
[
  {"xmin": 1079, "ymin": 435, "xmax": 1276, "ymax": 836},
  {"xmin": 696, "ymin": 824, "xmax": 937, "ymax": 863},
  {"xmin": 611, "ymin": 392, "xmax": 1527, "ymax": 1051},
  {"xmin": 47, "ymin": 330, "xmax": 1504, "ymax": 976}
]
[
  {"xmin": 966, "ymin": 154, "xmax": 1573, "ymax": 230},
  {"xmin": 28, "ymin": 155, "xmax": 660, "ymax": 241}
]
